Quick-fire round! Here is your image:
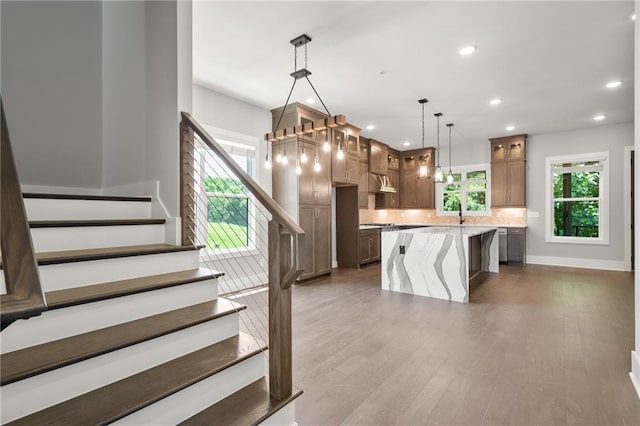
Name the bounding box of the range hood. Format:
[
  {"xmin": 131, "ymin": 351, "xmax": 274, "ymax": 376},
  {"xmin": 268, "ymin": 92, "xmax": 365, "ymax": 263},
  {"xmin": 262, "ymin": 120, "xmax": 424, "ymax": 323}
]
[{"xmin": 373, "ymin": 174, "xmax": 397, "ymax": 193}]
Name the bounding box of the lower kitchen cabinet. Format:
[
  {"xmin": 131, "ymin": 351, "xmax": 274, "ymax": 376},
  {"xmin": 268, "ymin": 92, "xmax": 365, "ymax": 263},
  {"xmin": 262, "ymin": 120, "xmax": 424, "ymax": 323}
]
[
  {"xmin": 507, "ymin": 227, "xmax": 526, "ymax": 263},
  {"xmin": 359, "ymin": 228, "xmax": 381, "ymax": 265},
  {"xmin": 299, "ymin": 205, "xmax": 332, "ymax": 280}
]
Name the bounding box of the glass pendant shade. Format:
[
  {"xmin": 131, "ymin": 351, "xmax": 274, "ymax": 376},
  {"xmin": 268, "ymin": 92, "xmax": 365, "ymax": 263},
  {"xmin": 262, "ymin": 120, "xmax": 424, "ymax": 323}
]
[
  {"xmin": 434, "ymin": 166, "xmax": 444, "ymax": 183},
  {"xmin": 265, "ymin": 154, "xmax": 272, "ymax": 169},
  {"xmin": 446, "ymin": 172, "xmax": 454, "ymax": 184},
  {"xmin": 418, "ymin": 164, "xmax": 428, "ymax": 178}
]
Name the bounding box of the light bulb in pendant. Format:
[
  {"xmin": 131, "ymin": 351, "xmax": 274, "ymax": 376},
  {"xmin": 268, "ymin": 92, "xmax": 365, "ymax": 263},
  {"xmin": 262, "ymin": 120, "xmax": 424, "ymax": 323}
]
[
  {"xmin": 336, "ymin": 146, "xmax": 344, "ymax": 160},
  {"xmin": 313, "ymin": 156, "xmax": 321, "ymax": 172},
  {"xmin": 295, "ymin": 160, "xmax": 302, "ymax": 175},
  {"xmin": 300, "ymin": 150, "xmax": 308, "ymax": 163},
  {"xmin": 446, "ymin": 172, "xmax": 454, "ymax": 184},
  {"xmin": 265, "ymin": 154, "xmax": 272, "ymax": 169},
  {"xmin": 434, "ymin": 166, "xmax": 444, "ymax": 183},
  {"xmin": 281, "ymin": 155, "xmax": 288, "ymax": 166},
  {"xmin": 322, "ymin": 141, "xmax": 331, "ymax": 152},
  {"xmin": 418, "ymin": 165, "xmax": 428, "ymax": 178},
  {"xmin": 275, "ymin": 152, "xmax": 282, "ymax": 164}
]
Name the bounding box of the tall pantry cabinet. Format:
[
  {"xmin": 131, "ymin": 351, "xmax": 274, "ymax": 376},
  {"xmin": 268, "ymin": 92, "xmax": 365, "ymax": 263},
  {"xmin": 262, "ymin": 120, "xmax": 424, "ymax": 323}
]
[{"xmin": 270, "ymin": 103, "xmax": 333, "ymax": 280}]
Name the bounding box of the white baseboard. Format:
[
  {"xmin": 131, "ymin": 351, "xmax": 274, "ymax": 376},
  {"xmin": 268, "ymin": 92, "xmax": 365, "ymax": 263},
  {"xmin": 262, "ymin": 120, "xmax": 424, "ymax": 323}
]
[
  {"xmin": 630, "ymin": 351, "xmax": 640, "ymax": 399},
  {"xmin": 332, "ymin": 260, "xmax": 338, "ymax": 269},
  {"xmin": 526, "ymin": 255, "xmax": 628, "ymax": 272}
]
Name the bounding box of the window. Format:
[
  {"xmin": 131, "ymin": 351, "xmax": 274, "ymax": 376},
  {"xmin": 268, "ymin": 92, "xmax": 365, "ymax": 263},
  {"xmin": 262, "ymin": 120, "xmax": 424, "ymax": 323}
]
[
  {"xmin": 197, "ymin": 127, "xmax": 259, "ymax": 252},
  {"xmin": 545, "ymin": 152, "xmax": 609, "ymax": 245},
  {"xmin": 436, "ymin": 165, "xmax": 491, "ymax": 216}
]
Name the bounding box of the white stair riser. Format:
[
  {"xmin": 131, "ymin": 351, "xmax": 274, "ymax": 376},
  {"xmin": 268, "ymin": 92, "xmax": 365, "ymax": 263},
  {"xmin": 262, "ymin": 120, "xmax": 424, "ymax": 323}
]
[
  {"xmin": 38, "ymin": 250, "xmax": 200, "ymax": 292},
  {"xmin": 31, "ymin": 225, "xmax": 165, "ymax": 252},
  {"xmin": 113, "ymin": 354, "xmax": 266, "ymax": 426},
  {"xmin": 1, "ymin": 279, "xmax": 219, "ymax": 353},
  {"xmin": 1, "ymin": 315, "xmax": 241, "ymax": 423},
  {"xmin": 260, "ymin": 400, "xmax": 297, "ymax": 426},
  {"xmin": 25, "ymin": 199, "xmax": 151, "ymax": 221}
]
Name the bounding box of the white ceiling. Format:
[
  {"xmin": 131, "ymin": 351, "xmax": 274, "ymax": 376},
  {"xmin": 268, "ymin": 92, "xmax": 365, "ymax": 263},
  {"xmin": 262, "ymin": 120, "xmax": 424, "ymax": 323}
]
[{"xmin": 193, "ymin": 1, "xmax": 635, "ymax": 151}]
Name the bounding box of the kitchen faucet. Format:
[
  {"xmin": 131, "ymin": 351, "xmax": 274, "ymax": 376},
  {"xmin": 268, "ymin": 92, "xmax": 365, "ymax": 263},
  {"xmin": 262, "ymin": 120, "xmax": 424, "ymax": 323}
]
[{"xmin": 459, "ymin": 203, "xmax": 465, "ymax": 225}]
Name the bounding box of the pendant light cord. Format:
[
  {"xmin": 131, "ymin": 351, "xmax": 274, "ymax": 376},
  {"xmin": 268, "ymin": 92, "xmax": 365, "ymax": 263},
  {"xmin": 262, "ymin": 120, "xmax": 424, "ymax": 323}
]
[
  {"xmin": 448, "ymin": 125, "xmax": 452, "ymax": 172},
  {"xmin": 421, "ymin": 103, "xmax": 425, "ymax": 149}
]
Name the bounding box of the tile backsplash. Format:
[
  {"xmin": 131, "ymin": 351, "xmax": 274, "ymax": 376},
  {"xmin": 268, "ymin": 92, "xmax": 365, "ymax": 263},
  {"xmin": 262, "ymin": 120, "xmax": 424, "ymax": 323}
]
[{"xmin": 359, "ymin": 195, "xmax": 526, "ymax": 225}]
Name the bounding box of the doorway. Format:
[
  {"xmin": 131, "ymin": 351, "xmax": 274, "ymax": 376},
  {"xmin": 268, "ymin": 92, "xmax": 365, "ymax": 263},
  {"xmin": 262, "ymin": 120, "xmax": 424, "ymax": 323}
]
[{"xmin": 624, "ymin": 146, "xmax": 635, "ymax": 271}]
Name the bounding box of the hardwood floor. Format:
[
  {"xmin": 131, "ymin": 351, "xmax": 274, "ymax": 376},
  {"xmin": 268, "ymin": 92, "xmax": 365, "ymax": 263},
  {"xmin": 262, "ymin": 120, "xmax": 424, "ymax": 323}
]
[{"xmin": 289, "ymin": 264, "xmax": 640, "ymax": 425}]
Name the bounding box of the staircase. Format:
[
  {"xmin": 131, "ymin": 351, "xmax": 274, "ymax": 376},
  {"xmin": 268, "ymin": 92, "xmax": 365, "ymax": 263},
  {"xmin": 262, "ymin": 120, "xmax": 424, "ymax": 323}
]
[{"xmin": 0, "ymin": 193, "xmax": 301, "ymax": 425}]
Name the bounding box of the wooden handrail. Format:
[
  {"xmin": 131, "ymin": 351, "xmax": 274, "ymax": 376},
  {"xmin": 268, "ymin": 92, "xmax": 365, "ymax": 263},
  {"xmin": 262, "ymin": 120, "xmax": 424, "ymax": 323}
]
[
  {"xmin": 0, "ymin": 96, "xmax": 46, "ymax": 330},
  {"xmin": 180, "ymin": 112, "xmax": 304, "ymax": 401},
  {"xmin": 180, "ymin": 112, "xmax": 305, "ymax": 289}
]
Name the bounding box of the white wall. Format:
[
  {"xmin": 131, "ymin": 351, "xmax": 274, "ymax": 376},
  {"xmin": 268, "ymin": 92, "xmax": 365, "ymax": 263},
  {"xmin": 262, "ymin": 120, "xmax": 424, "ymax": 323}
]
[
  {"xmin": 526, "ymin": 122, "xmax": 633, "ymax": 269},
  {"xmin": 192, "ymin": 84, "xmax": 272, "ymax": 195},
  {"xmin": 102, "ymin": 1, "xmax": 147, "ymax": 188},
  {"xmin": 1, "ymin": 1, "xmax": 103, "ymax": 188},
  {"xmin": 145, "ymin": 0, "xmax": 180, "ymax": 218}
]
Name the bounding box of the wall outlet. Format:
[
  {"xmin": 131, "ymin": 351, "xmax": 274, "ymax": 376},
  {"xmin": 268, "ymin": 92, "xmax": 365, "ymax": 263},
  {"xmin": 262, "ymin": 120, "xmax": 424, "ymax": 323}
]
[{"xmin": 399, "ymin": 245, "xmax": 406, "ymax": 254}]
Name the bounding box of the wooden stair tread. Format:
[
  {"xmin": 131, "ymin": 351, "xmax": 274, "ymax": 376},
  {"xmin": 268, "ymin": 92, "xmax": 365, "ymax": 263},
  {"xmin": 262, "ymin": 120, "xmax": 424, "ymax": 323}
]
[
  {"xmin": 7, "ymin": 333, "xmax": 265, "ymax": 426},
  {"xmin": 0, "ymin": 244, "xmax": 203, "ymax": 269},
  {"xmin": 1, "ymin": 298, "xmax": 244, "ymax": 386},
  {"xmin": 29, "ymin": 219, "xmax": 166, "ymax": 228},
  {"xmin": 180, "ymin": 378, "xmax": 303, "ymax": 426},
  {"xmin": 23, "ymin": 193, "xmax": 152, "ymax": 202},
  {"xmin": 45, "ymin": 268, "xmax": 224, "ymax": 310}
]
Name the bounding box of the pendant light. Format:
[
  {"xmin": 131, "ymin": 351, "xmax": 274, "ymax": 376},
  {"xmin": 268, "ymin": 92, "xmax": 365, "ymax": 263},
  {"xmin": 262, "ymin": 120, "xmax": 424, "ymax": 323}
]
[
  {"xmin": 434, "ymin": 112, "xmax": 444, "ymax": 183},
  {"xmin": 336, "ymin": 140, "xmax": 344, "ymax": 160},
  {"xmin": 269, "ymin": 34, "xmax": 333, "ymax": 175},
  {"xmin": 275, "ymin": 150, "xmax": 283, "ymax": 164},
  {"xmin": 446, "ymin": 123, "xmax": 454, "ymax": 184},
  {"xmin": 322, "ymin": 131, "xmax": 331, "ymax": 152},
  {"xmin": 265, "ymin": 142, "xmax": 272, "ymax": 169},
  {"xmin": 418, "ymin": 98, "xmax": 429, "ymax": 178}
]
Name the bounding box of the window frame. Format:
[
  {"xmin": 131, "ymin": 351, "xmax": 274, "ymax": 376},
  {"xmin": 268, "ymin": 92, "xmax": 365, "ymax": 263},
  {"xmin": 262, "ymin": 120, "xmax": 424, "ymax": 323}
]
[
  {"xmin": 435, "ymin": 163, "xmax": 491, "ymax": 216},
  {"xmin": 197, "ymin": 126, "xmax": 261, "ymax": 258},
  {"xmin": 544, "ymin": 151, "xmax": 609, "ymax": 245}
]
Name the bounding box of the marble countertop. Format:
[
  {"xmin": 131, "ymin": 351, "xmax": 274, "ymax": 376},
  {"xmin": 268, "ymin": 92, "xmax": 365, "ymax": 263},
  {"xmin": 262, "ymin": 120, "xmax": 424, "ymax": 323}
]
[
  {"xmin": 360, "ymin": 223, "xmax": 526, "ymax": 230},
  {"xmin": 392, "ymin": 226, "xmax": 498, "ymax": 237}
]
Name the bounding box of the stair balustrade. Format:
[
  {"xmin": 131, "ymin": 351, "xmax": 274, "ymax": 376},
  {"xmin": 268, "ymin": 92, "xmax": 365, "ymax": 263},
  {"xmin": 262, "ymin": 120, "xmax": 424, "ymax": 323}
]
[
  {"xmin": 180, "ymin": 112, "xmax": 304, "ymax": 401},
  {"xmin": 0, "ymin": 96, "xmax": 47, "ymax": 329}
]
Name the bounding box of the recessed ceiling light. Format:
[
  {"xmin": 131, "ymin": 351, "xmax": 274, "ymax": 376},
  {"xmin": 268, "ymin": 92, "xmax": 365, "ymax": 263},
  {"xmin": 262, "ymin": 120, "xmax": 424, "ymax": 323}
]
[
  {"xmin": 630, "ymin": 12, "xmax": 636, "ymax": 21},
  {"xmin": 459, "ymin": 45, "xmax": 476, "ymax": 56},
  {"xmin": 306, "ymin": 98, "xmax": 316, "ymax": 104},
  {"xmin": 489, "ymin": 98, "xmax": 503, "ymax": 106},
  {"xmin": 506, "ymin": 125, "xmax": 515, "ymax": 131},
  {"xmin": 606, "ymin": 80, "xmax": 622, "ymax": 89},
  {"xmin": 366, "ymin": 125, "xmax": 375, "ymax": 130},
  {"xmin": 593, "ymin": 114, "xmax": 606, "ymax": 121},
  {"xmin": 403, "ymin": 141, "xmax": 411, "ymax": 146}
]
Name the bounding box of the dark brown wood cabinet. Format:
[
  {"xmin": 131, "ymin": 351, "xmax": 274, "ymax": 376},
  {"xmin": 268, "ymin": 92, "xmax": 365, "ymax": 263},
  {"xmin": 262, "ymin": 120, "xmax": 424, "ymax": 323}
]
[
  {"xmin": 369, "ymin": 139, "xmax": 388, "ymax": 175},
  {"xmin": 298, "ymin": 205, "xmax": 332, "ymax": 280},
  {"xmin": 358, "ymin": 162, "xmax": 369, "ymax": 208},
  {"xmin": 359, "ymin": 228, "xmax": 381, "ymax": 265},
  {"xmin": 490, "ymin": 134, "xmax": 527, "ymax": 207},
  {"xmin": 332, "ymin": 127, "xmax": 359, "ymax": 185},
  {"xmin": 399, "ymin": 148, "xmax": 435, "ymax": 209},
  {"xmin": 271, "ymin": 103, "xmax": 334, "ymax": 281}
]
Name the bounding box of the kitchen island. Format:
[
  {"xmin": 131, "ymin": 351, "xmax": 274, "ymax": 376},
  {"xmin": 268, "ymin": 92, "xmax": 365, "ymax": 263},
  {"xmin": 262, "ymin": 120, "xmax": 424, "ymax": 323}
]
[{"xmin": 381, "ymin": 226, "xmax": 499, "ymax": 303}]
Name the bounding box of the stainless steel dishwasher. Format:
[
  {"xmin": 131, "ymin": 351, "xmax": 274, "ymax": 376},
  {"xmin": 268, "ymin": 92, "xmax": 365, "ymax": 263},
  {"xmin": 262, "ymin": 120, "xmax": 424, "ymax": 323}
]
[{"xmin": 498, "ymin": 228, "xmax": 508, "ymax": 262}]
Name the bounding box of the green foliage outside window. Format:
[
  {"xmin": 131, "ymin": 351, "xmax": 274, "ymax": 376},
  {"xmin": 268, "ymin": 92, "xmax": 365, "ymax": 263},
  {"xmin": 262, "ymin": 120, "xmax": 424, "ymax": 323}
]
[
  {"xmin": 205, "ymin": 176, "xmax": 249, "ymax": 249},
  {"xmin": 552, "ymin": 171, "xmax": 600, "ymax": 238},
  {"xmin": 442, "ymin": 170, "xmax": 487, "ymax": 212}
]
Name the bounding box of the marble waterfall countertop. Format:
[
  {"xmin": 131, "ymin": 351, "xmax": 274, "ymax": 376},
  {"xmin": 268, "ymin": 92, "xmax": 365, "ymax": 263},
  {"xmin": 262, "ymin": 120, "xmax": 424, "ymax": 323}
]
[{"xmin": 381, "ymin": 226, "xmax": 499, "ymax": 303}]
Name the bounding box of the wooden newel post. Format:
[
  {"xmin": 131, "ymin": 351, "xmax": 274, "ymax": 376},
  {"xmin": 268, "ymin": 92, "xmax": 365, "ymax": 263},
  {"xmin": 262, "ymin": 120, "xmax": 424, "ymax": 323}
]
[
  {"xmin": 180, "ymin": 120, "xmax": 196, "ymax": 246},
  {"xmin": 268, "ymin": 220, "xmax": 293, "ymax": 400}
]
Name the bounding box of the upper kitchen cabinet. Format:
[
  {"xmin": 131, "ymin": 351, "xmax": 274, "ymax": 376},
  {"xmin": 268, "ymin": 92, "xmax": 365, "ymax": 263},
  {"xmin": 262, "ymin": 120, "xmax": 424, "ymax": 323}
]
[
  {"xmin": 359, "ymin": 137, "xmax": 369, "ymax": 163},
  {"xmin": 387, "ymin": 148, "xmax": 400, "ymax": 171},
  {"xmin": 298, "ymin": 139, "xmax": 332, "ymax": 205},
  {"xmin": 332, "ymin": 125, "xmax": 360, "ymax": 186},
  {"xmin": 369, "ymin": 139, "xmax": 388, "ymax": 175},
  {"xmin": 490, "ymin": 134, "xmax": 527, "ymax": 207},
  {"xmin": 399, "ymin": 148, "xmax": 435, "ymax": 209}
]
